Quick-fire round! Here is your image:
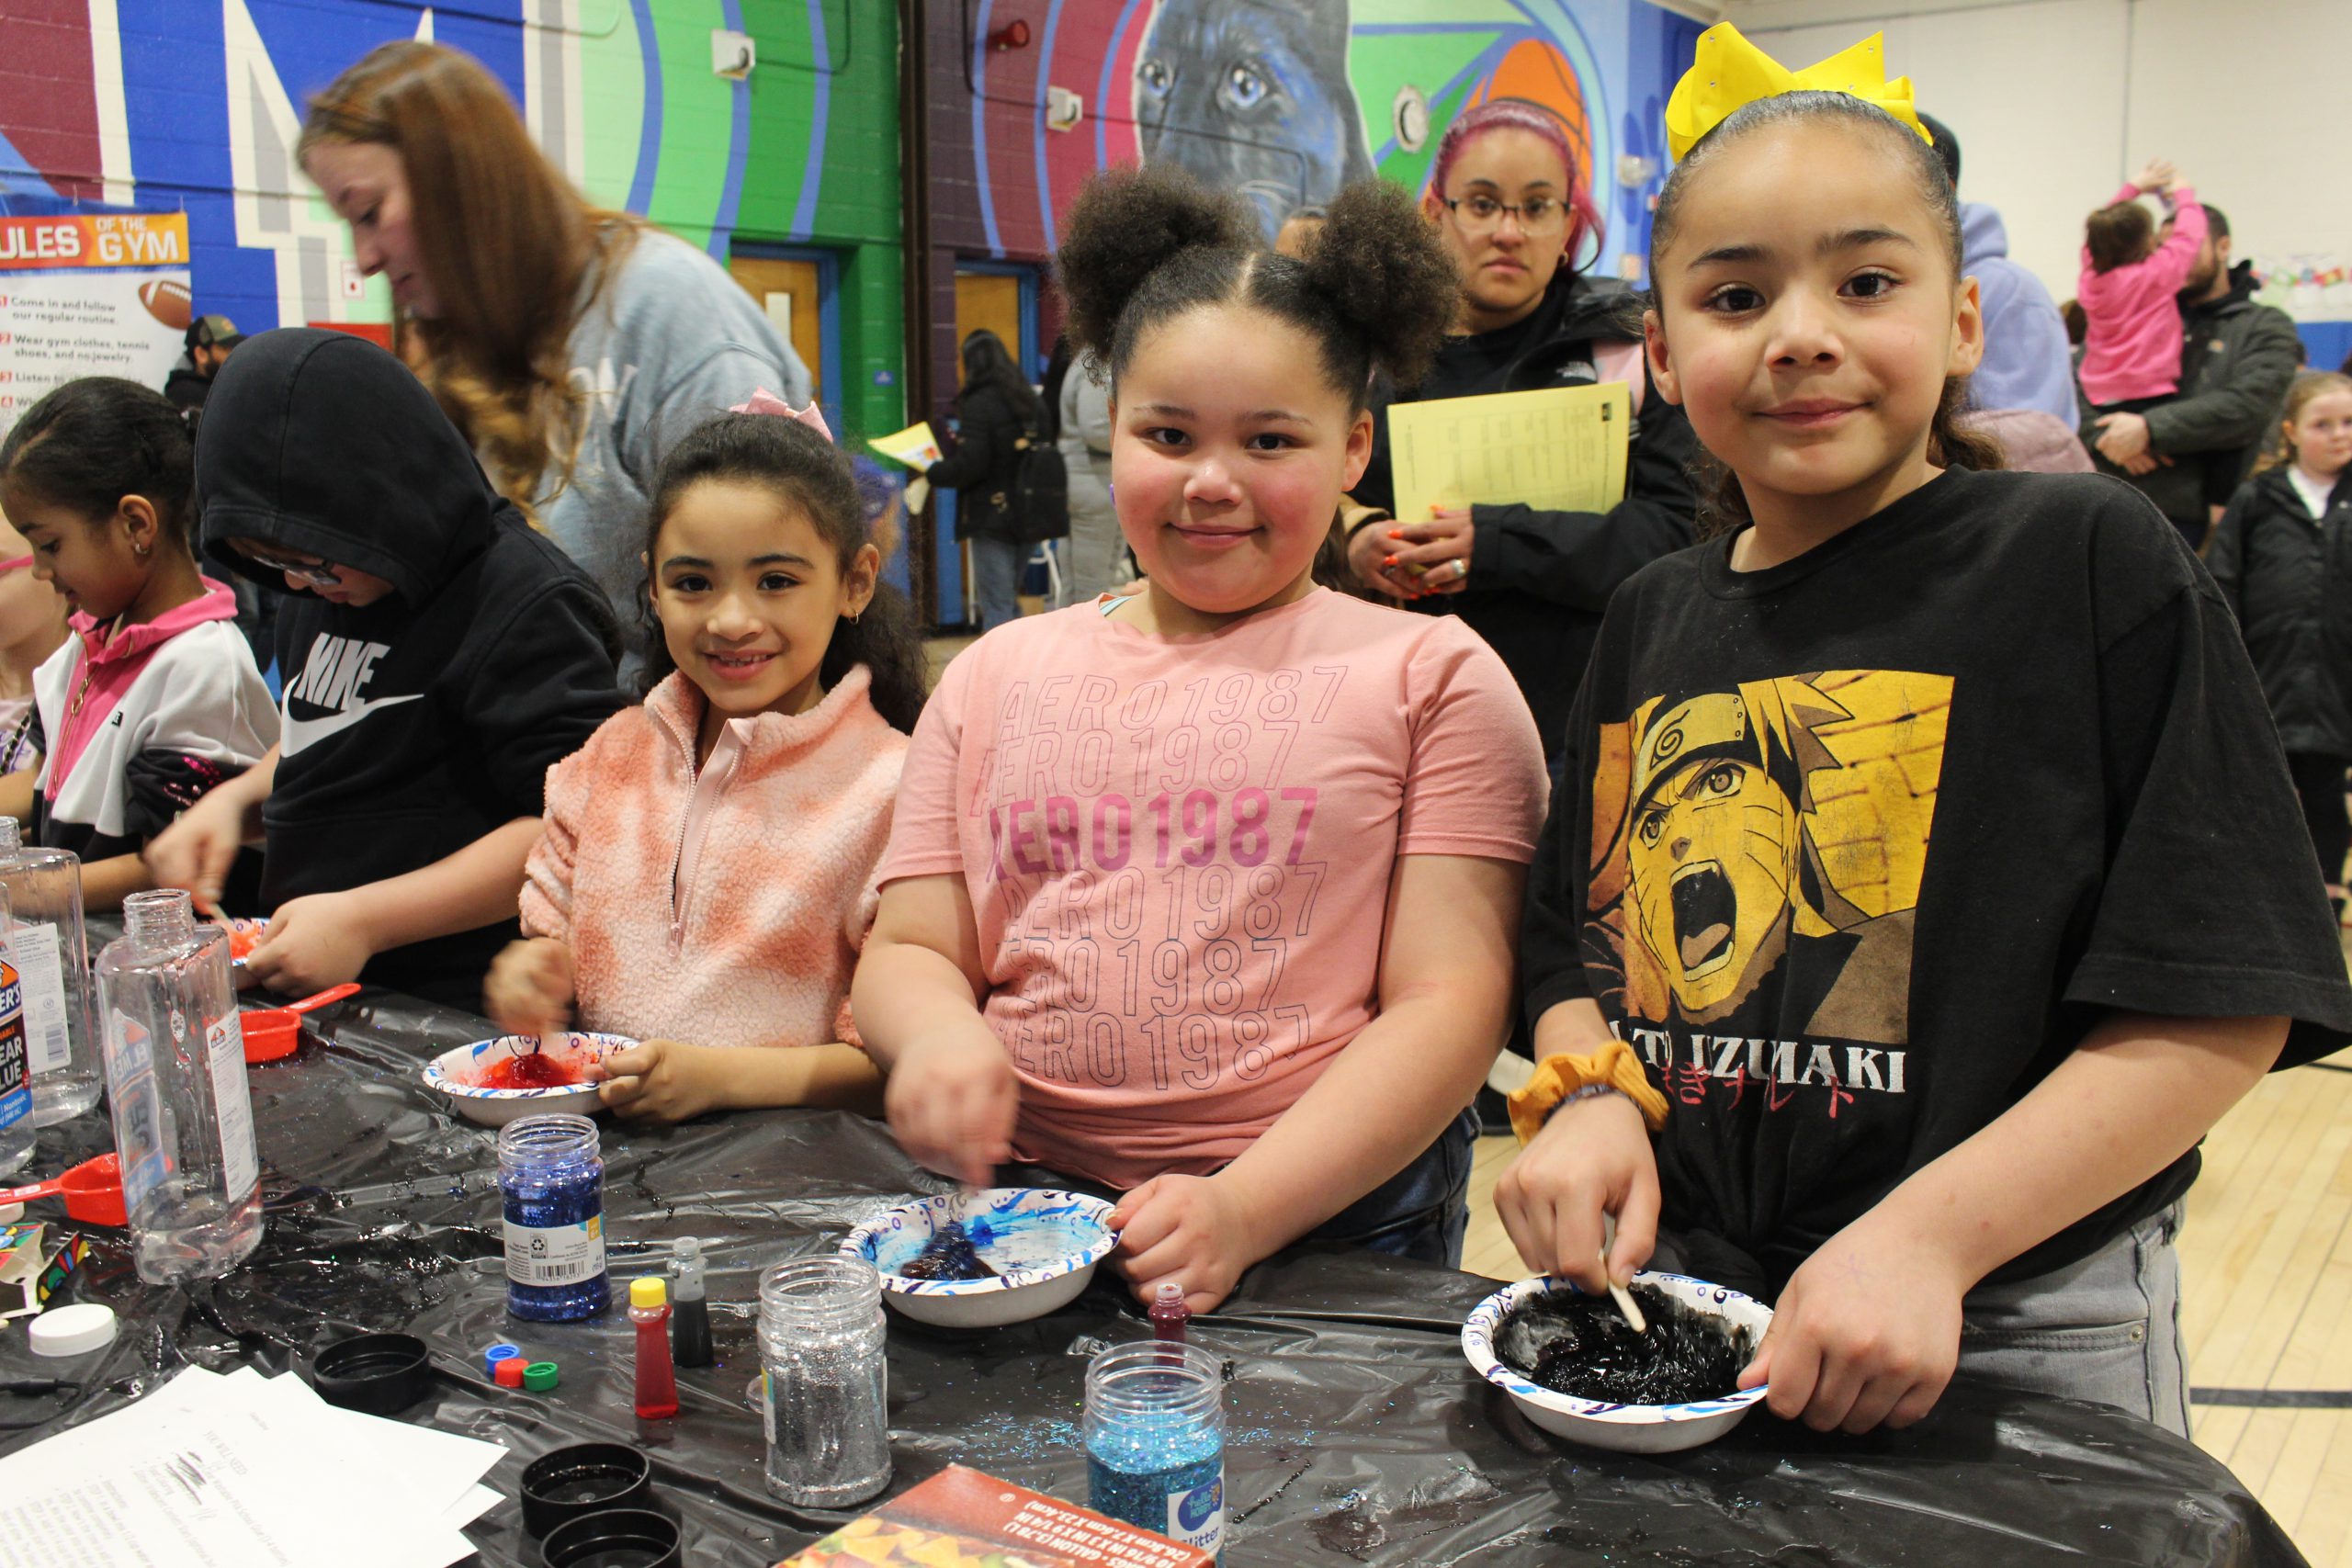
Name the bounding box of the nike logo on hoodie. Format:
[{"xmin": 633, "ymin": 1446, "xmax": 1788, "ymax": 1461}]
[{"xmin": 281, "ymin": 633, "xmax": 421, "ymax": 755}]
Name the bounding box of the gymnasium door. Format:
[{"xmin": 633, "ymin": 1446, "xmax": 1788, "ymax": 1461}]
[
  {"xmin": 728, "ymin": 254, "xmax": 826, "ymax": 406},
  {"xmin": 944, "ymin": 264, "xmax": 1042, "ymax": 624}
]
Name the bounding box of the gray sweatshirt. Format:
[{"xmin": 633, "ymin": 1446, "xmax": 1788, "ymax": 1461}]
[{"xmin": 544, "ymin": 229, "xmax": 812, "ymax": 678}]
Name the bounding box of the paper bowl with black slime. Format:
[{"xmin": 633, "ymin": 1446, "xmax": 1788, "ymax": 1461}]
[
  {"xmin": 840, "ymin": 1188, "xmax": 1119, "ymax": 1328},
  {"xmin": 1462, "ymin": 1272, "xmax": 1774, "ymax": 1453},
  {"xmin": 421, "ymin": 1032, "xmax": 635, "ymax": 1126}
]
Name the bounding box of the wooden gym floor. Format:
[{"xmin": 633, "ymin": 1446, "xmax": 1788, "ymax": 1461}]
[{"xmin": 1463, "ymin": 1041, "xmax": 2352, "ymax": 1565}]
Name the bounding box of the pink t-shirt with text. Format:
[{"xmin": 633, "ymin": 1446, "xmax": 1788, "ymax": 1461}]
[{"xmin": 876, "ymin": 589, "xmax": 1548, "ymax": 1190}]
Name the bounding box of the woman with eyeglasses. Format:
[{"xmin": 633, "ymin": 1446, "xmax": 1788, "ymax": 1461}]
[{"xmin": 1344, "ymin": 100, "xmax": 1702, "ymax": 758}]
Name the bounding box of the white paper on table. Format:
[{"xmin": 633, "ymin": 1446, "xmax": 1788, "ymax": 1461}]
[{"xmin": 0, "ymin": 1365, "xmax": 505, "ymax": 1568}]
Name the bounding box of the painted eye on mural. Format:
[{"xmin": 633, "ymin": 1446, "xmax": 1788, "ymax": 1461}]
[
  {"xmin": 1222, "ymin": 62, "xmax": 1268, "ymax": 111},
  {"xmin": 1137, "ymin": 57, "xmax": 1171, "ymax": 96}
]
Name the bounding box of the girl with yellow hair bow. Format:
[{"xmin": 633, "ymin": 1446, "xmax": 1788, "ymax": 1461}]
[{"xmin": 1497, "ymin": 23, "xmax": 2349, "ymax": 1443}]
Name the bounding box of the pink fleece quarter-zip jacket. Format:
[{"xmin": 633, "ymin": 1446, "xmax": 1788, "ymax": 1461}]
[{"xmin": 519, "ymin": 665, "xmax": 907, "ymax": 1051}]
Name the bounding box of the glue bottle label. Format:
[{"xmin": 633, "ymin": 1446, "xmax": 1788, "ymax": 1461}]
[
  {"xmin": 1168, "ymin": 1469, "xmax": 1225, "ymax": 1557},
  {"xmin": 505, "ymin": 1214, "xmax": 605, "ymax": 1284},
  {"xmin": 11, "ymin": 923, "xmax": 71, "ymax": 1074},
  {"xmin": 205, "ymin": 1016, "xmax": 258, "ymax": 1202},
  {"xmin": 0, "ymin": 960, "xmax": 25, "ymax": 1131}
]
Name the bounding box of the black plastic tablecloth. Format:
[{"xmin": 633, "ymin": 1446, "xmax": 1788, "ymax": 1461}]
[{"xmin": 0, "ymin": 987, "xmax": 2307, "ymax": 1566}]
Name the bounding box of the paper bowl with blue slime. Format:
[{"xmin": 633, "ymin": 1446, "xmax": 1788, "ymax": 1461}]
[
  {"xmin": 1462, "ymin": 1273, "xmax": 1775, "ymax": 1454},
  {"xmin": 422, "ymin": 1032, "xmax": 635, "ymax": 1127},
  {"xmin": 841, "ymin": 1188, "xmax": 1120, "ymax": 1328}
]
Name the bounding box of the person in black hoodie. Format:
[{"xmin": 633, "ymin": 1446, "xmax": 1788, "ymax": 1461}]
[
  {"xmin": 927, "ymin": 329, "xmax": 1052, "ymax": 631},
  {"xmin": 2209, "ymin": 369, "xmax": 2352, "ymax": 909},
  {"xmin": 1344, "ymin": 100, "xmax": 1702, "ymax": 758},
  {"xmin": 148, "ymin": 328, "xmax": 623, "ymax": 1009}
]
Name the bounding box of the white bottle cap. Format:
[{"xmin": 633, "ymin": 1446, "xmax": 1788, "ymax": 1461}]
[{"xmin": 29, "ymin": 1303, "xmax": 117, "ymax": 1358}]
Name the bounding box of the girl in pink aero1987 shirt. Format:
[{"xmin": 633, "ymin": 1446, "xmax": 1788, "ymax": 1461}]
[{"xmin": 854, "ymin": 168, "xmax": 1548, "ymax": 1314}]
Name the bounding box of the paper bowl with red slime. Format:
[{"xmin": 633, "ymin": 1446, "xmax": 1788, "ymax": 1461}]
[{"xmin": 422, "ymin": 1032, "xmax": 634, "ymax": 1126}]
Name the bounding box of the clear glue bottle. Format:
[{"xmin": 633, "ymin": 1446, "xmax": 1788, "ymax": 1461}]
[
  {"xmin": 0, "ymin": 886, "xmax": 34, "ymax": 1179},
  {"xmin": 1151, "ymin": 1281, "xmax": 1190, "ymax": 1344},
  {"xmin": 0, "ymin": 820, "xmax": 96, "ymax": 1126},
  {"xmin": 671, "ymin": 1235, "xmax": 714, "ymax": 1368},
  {"xmin": 93, "ymin": 889, "xmax": 263, "ymax": 1282},
  {"xmin": 630, "ymin": 1276, "xmax": 680, "ymax": 1419}
]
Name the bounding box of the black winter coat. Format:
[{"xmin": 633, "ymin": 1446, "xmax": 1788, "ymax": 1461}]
[
  {"xmin": 930, "ymin": 381, "xmax": 1048, "ymax": 544},
  {"xmin": 1354, "ymin": 276, "xmax": 1702, "ymax": 758},
  {"xmin": 2209, "ymin": 466, "xmax": 2352, "ymax": 758}
]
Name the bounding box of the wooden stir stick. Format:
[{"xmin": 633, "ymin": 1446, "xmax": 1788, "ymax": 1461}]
[{"xmin": 1600, "ymin": 1213, "xmax": 1647, "ymax": 1334}]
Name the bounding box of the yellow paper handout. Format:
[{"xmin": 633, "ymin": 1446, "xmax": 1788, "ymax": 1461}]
[
  {"xmin": 1387, "ymin": 381, "xmax": 1631, "ymax": 525},
  {"xmin": 868, "ymin": 421, "xmax": 944, "ymax": 471}
]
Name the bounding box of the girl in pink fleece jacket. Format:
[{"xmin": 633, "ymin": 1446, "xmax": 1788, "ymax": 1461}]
[
  {"xmin": 486, "ymin": 409, "xmax": 929, "ymax": 1121},
  {"xmin": 2077, "ymin": 159, "xmax": 2207, "ymax": 412}
]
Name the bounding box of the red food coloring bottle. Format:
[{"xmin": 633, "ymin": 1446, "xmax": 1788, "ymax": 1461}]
[{"xmin": 629, "ymin": 1276, "xmax": 680, "ymax": 1419}]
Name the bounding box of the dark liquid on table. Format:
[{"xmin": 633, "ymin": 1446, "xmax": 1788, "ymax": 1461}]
[
  {"xmin": 899, "ymin": 1222, "xmax": 997, "ymax": 1281},
  {"xmin": 1496, "ymin": 1286, "xmax": 1752, "ymax": 1405}
]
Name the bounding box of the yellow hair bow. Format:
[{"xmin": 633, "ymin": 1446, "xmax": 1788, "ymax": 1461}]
[{"xmin": 1664, "ymin": 24, "xmax": 1930, "ymax": 162}]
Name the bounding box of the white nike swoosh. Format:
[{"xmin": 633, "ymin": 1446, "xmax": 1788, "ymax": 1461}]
[{"xmin": 280, "ymin": 694, "xmax": 423, "ymax": 755}]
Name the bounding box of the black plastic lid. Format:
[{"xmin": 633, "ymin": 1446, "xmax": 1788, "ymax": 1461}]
[
  {"xmin": 311, "ymin": 1332, "xmax": 432, "ymax": 1416},
  {"xmin": 537, "ymin": 1506, "xmax": 680, "ymax": 1568},
  {"xmin": 519, "ymin": 1442, "xmax": 654, "ymax": 1539}
]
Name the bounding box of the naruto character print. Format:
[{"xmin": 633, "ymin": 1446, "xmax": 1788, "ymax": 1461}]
[{"xmin": 1583, "ymin": 671, "xmax": 1951, "ymax": 1114}]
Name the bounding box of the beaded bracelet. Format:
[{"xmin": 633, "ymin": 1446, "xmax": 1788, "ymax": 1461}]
[{"xmin": 1544, "ymin": 1083, "xmax": 1629, "ymax": 1125}]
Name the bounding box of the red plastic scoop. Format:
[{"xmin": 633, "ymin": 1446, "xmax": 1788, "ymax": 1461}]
[
  {"xmin": 0, "ymin": 1153, "xmax": 127, "ymax": 1226},
  {"xmin": 242, "ymin": 982, "xmax": 362, "ymax": 1064}
]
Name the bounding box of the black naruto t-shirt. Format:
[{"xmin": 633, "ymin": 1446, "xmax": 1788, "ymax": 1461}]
[{"xmin": 1521, "ymin": 467, "xmax": 2352, "ymax": 1293}]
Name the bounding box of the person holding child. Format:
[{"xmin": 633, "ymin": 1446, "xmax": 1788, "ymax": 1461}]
[
  {"xmin": 1498, "ymin": 26, "xmax": 2352, "ymax": 1440},
  {"xmin": 855, "ymin": 168, "xmax": 1548, "ymax": 1312},
  {"xmin": 148, "ymin": 329, "xmax": 624, "ymax": 1010},
  {"xmin": 484, "ymin": 402, "xmax": 925, "ymax": 1120},
  {"xmin": 0, "ymin": 379, "xmax": 277, "ymax": 908}
]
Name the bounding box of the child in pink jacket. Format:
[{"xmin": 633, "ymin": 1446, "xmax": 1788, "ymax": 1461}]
[
  {"xmin": 2077, "ymin": 159, "xmax": 2206, "ymax": 412},
  {"xmin": 486, "ymin": 405, "xmax": 928, "ymax": 1120}
]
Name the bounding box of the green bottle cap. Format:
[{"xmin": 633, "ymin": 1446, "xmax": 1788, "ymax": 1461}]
[{"xmin": 523, "ymin": 1360, "xmax": 559, "ymax": 1392}]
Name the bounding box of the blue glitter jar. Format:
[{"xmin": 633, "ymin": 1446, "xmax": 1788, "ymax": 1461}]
[
  {"xmin": 498, "ymin": 1112, "xmax": 608, "ymax": 1321},
  {"xmin": 1084, "ymin": 1340, "xmax": 1225, "ymax": 1559}
]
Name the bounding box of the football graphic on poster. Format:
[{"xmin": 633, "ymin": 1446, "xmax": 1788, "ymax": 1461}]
[{"xmin": 139, "ymin": 277, "xmax": 193, "ymax": 332}]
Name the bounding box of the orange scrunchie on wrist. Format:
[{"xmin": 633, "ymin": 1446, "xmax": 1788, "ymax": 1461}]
[{"xmin": 1507, "ymin": 1040, "xmax": 1670, "ymax": 1145}]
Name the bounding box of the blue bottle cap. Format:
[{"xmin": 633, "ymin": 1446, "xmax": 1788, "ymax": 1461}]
[{"xmin": 485, "ymin": 1343, "xmax": 524, "ymax": 1377}]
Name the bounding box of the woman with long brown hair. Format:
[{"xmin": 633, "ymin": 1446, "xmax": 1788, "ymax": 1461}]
[{"xmin": 298, "ymin": 40, "xmax": 810, "ymax": 678}]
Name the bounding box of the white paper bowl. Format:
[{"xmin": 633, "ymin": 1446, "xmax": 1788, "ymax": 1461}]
[
  {"xmin": 840, "ymin": 1188, "xmax": 1119, "ymax": 1328},
  {"xmin": 421, "ymin": 1033, "xmax": 634, "ymax": 1127},
  {"xmin": 1462, "ymin": 1272, "xmax": 1774, "ymax": 1454}
]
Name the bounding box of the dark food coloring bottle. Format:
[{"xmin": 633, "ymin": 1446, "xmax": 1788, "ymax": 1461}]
[
  {"xmin": 671, "ymin": 1235, "xmax": 714, "ymax": 1368},
  {"xmin": 1150, "ymin": 1280, "xmax": 1190, "ymax": 1345},
  {"xmin": 1085, "ymin": 1340, "xmax": 1225, "ymax": 1561},
  {"xmin": 498, "ymin": 1112, "xmax": 608, "ymax": 1321}
]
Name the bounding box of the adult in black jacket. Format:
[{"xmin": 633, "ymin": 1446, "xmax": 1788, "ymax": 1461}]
[
  {"xmin": 153, "ymin": 328, "xmax": 624, "ymax": 1010},
  {"xmin": 2085, "ymin": 208, "xmax": 2301, "ymax": 547},
  {"xmin": 2210, "ymin": 371, "xmax": 2352, "ymax": 905},
  {"xmin": 1345, "ymin": 101, "xmax": 1701, "ymax": 759},
  {"xmin": 930, "ymin": 329, "xmax": 1050, "ymax": 631}
]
